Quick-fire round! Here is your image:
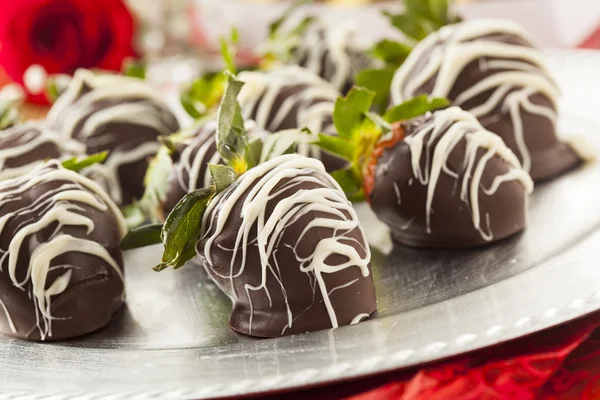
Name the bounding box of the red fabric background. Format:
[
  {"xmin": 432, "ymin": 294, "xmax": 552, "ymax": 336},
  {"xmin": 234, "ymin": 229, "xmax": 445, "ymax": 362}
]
[{"xmin": 253, "ymin": 312, "xmax": 600, "ymax": 400}]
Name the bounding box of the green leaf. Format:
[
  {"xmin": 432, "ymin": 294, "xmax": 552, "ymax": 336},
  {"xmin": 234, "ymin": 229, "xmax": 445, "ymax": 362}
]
[
  {"xmin": 231, "ymin": 26, "xmax": 240, "ymax": 45},
  {"xmin": 216, "ymin": 72, "xmax": 247, "ymax": 171},
  {"xmin": 333, "ymin": 87, "xmax": 376, "ymax": 139},
  {"xmin": 158, "ymin": 135, "xmax": 179, "ymax": 154},
  {"xmin": 123, "ymin": 58, "xmax": 147, "ymax": 80},
  {"xmin": 263, "ymin": 1, "xmax": 316, "ymax": 64},
  {"xmin": 209, "ymin": 164, "xmax": 238, "ymax": 194},
  {"xmin": 384, "ymin": 95, "xmax": 449, "ymax": 123},
  {"xmin": 383, "ymin": 0, "xmax": 459, "ymax": 42},
  {"xmin": 245, "ymin": 138, "xmax": 263, "ymax": 169},
  {"xmin": 428, "ymin": 0, "xmax": 450, "ymax": 25},
  {"xmin": 260, "ymin": 128, "xmax": 311, "ymax": 162},
  {"xmin": 136, "ymin": 145, "xmax": 176, "ymax": 223},
  {"xmin": 47, "ymin": 79, "xmax": 60, "ymax": 102},
  {"xmin": 61, "ymin": 151, "xmax": 108, "ymax": 172},
  {"xmin": 180, "ymin": 72, "xmax": 227, "ymax": 119},
  {"xmin": 0, "ymin": 105, "xmax": 18, "ymax": 130},
  {"xmin": 121, "ymin": 202, "xmax": 147, "ymax": 229},
  {"xmin": 331, "ymin": 168, "xmax": 364, "ymax": 202},
  {"xmin": 0, "ymin": 108, "xmax": 17, "ymax": 130},
  {"xmin": 121, "ymin": 223, "xmax": 163, "ymax": 250},
  {"xmin": 315, "ymin": 134, "xmax": 354, "ymax": 161},
  {"xmin": 158, "ymin": 187, "xmax": 213, "ymax": 271},
  {"xmin": 371, "ymin": 40, "xmax": 412, "ymax": 66},
  {"xmin": 220, "ymin": 27, "xmax": 239, "ymax": 74},
  {"xmin": 355, "ymin": 67, "xmax": 395, "ymax": 113},
  {"xmin": 268, "ymin": 0, "xmax": 311, "ymax": 38},
  {"xmin": 383, "ymin": 12, "xmax": 429, "ymax": 41},
  {"xmin": 404, "ymin": 0, "xmax": 435, "ymax": 21},
  {"xmin": 46, "ymin": 74, "xmax": 71, "ymax": 102},
  {"xmin": 288, "ymin": 15, "xmax": 316, "ymax": 38},
  {"xmin": 0, "ymin": 84, "xmax": 23, "ymax": 129}
]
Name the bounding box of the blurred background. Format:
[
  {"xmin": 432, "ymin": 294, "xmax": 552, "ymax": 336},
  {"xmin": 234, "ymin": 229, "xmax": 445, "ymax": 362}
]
[
  {"xmin": 131, "ymin": 0, "xmax": 600, "ymax": 57},
  {"xmin": 2, "ymin": 0, "xmax": 600, "ymax": 118}
]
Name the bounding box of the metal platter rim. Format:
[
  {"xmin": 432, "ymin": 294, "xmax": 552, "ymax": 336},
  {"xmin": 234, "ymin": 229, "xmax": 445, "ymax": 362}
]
[{"xmin": 2, "ymin": 49, "xmax": 600, "ymax": 400}]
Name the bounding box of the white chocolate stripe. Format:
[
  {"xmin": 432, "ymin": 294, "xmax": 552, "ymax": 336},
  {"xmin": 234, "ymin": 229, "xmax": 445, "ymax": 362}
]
[
  {"xmin": 0, "ymin": 161, "xmax": 126, "ymax": 340},
  {"xmin": 403, "ymin": 107, "xmax": 534, "ymax": 240},
  {"xmin": 201, "ymin": 154, "xmax": 370, "ymax": 334},
  {"xmin": 238, "ymin": 67, "xmax": 339, "ymax": 162},
  {"xmin": 391, "ymin": 20, "xmax": 559, "ymax": 174}
]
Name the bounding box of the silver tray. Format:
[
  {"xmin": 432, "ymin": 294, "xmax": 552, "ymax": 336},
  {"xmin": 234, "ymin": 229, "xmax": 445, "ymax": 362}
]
[{"xmin": 2, "ymin": 50, "xmax": 600, "ymax": 400}]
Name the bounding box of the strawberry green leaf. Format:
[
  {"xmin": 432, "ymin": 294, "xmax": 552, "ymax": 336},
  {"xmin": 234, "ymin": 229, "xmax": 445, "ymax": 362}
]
[
  {"xmin": 315, "ymin": 134, "xmax": 354, "ymax": 161},
  {"xmin": 263, "ymin": 0, "xmax": 316, "ymax": 64},
  {"xmin": 61, "ymin": 151, "xmax": 108, "ymax": 173},
  {"xmin": 331, "ymin": 168, "xmax": 364, "ymax": 202},
  {"xmin": 221, "ymin": 38, "xmax": 236, "ymax": 74},
  {"xmin": 383, "ymin": 12, "xmax": 429, "ymax": 41},
  {"xmin": 333, "ymin": 87, "xmax": 376, "ymax": 139},
  {"xmin": 428, "ymin": 0, "xmax": 450, "ymax": 25},
  {"xmin": 404, "ymin": 0, "xmax": 435, "ymax": 21},
  {"xmin": 121, "ymin": 201, "xmax": 147, "ymax": 229},
  {"xmin": 46, "ymin": 80, "xmax": 60, "ymax": 103},
  {"xmin": 138, "ymin": 145, "xmax": 174, "ymax": 223},
  {"xmin": 220, "ymin": 27, "xmax": 239, "ymax": 74},
  {"xmin": 209, "ymin": 164, "xmax": 238, "ymax": 194},
  {"xmin": 268, "ymin": 0, "xmax": 312, "ymax": 38},
  {"xmin": 45, "ymin": 74, "xmax": 71, "ymax": 103},
  {"xmin": 371, "ymin": 40, "xmax": 412, "ymax": 66},
  {"xmin": 122, "ymin": 58, "xmax": 147, "ymax": 80},
  {"xmin": 384, "ymin": 95, "xmax": 449, "ymax": 123},
  {"xmin": 383, "ymin": 0, "xmax": 459, "ymax": 42},
  {"xmin": 355, "ymin": 67, "xmax": 395, "ymax": 113},
  {"xmin": 260, "ymin": 128, "xmax": 308, "ymax": 162},
  {"xmin": 0, "ymin": 84, "xmax": 23, "ymax": 129},
  {"xmin": 216, "ymin": 72, "xmax": 247, "ymax": 171},
  {"xmin": 245, "ymin": 138, "xmax": 263, "ymax": 170},
  {"xmin": 157, "ymin": 187, "xmax": 213, "ymax": 271},
  {"xmin": 180, "ymin": 72, "xmax": 227, "ymax": 119},
  {"xmin": 121, "ymin": 223, "xmax": 163, "ymax": 250},
  {"xmin": 0, "ymin": 104, "xmax": 18, "ymax": 130},
  {"xmin": 231, "ymin": 26, "xmax": 240, "ymax": 45}
]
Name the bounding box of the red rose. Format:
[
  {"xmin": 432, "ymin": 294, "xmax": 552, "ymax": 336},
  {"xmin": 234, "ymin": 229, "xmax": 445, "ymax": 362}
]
[{"xmin": 0, "ymin": 0, "xmax": 135, "ymax": 104}]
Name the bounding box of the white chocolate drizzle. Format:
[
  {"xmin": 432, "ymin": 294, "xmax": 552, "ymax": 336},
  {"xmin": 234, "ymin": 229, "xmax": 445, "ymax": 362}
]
[
  {"xmin": 175, "ymin": 121, "xmax": 222, "ymax": 193},
  {"xmin": 47, "ymin": 69, "xmax": 180, "ymax": 204},
  {"xmin": 0, "ymin": 161, "xmax": 126, "ymax": 340},
  {"xmin": 201, "ymin": 154, "xmax": 371, "ymax": 335},
  {"xmin": 82, "ymin": 141, "xmax": 161, "ymax": 205},
  {"xmin": 289, "ymin": 21, "xmax": 359, "ymax": 92},
  {"xmin": 238, "ymin": 66, "xmax": 339, "ymax": 161},
  {"xmin": 0, "ymin": 122, "xmax": 85, "ymax": 181},
  {"xmin": 403, "ymin": 107, "xmax": 534, "ymax": 240},
  {"xmin": 391, "ymin": 20, "xmax": 559, "ymax": 173}
]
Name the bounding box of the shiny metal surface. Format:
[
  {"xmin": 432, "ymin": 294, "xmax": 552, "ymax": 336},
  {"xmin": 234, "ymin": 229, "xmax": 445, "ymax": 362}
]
[{"xmin": 2, "ymin": 51, "xmax": 600, "ymax": 399}]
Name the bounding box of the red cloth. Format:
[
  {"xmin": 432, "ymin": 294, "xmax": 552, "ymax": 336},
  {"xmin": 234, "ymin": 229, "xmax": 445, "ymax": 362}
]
[
  {"xmin": 579, "ymin": 25, "xmax": 600, "ymax": 49},
  {"xmin": 256, "ymin": 312, "xmax": 600, "ymax": 400}
]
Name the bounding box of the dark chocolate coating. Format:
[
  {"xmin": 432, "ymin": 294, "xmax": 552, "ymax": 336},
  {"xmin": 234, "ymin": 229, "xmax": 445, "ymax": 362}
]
[
  {"xmin": 197, "ymin": 157, "xmax": 376, "ymax": 337},
  {"xmin": 369, "ymin": 110, "xmax": 530, "ymax": 248},
  {"xmin": 392, "ymin": 25, "xmax": 581, "ymax": 182},
  {"xmin": 0, "ymin": 121, "xmax": 84, "ymax": 180},
  {"xmin": 47, "ymin": 71, "xmax": 180, "ymax": 205},
  {"xmin": 0, "ymin": 162, "xmax": 124, "ymax": 340},
  {"xmin": 290, "ymin": 23, "xmax": 375, "ymax": 94},
  {"xmin": 163, "ymin": 121, "xmax": 220, "ymax": 216},
  {"xmin": 239, "ymin": 68, "xmax": 347, "ymax": 172}
]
